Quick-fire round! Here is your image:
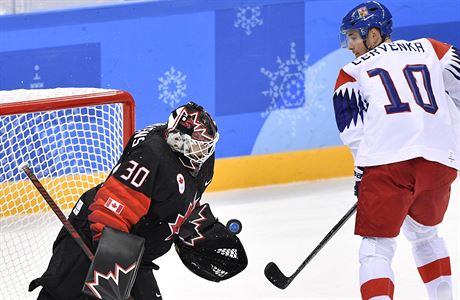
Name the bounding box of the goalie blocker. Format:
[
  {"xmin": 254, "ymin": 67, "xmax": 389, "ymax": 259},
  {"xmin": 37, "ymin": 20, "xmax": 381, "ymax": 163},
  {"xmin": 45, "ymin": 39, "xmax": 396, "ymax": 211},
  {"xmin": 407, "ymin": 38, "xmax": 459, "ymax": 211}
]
[
  {"xmin": 175, "ymin": 203, "xmax": 248, "ymax": 282},
  {"xmin": 82, "ymin": 227, "xmax": 145, "ymax": 300}
]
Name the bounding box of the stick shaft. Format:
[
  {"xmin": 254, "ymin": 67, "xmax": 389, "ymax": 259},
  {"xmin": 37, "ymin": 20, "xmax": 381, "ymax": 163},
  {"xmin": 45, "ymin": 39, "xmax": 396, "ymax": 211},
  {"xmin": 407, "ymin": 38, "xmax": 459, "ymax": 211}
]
[
  {"xmin": 21, "ymin": 165, "xmax": 95, "ymax": 261},
  {"xmin": 291, "ymin": 202, "xmax": 357, "ymax": 278},
  {"xmin": 265, "ymin": 202, "xmax": 357, "ymax": 289}
]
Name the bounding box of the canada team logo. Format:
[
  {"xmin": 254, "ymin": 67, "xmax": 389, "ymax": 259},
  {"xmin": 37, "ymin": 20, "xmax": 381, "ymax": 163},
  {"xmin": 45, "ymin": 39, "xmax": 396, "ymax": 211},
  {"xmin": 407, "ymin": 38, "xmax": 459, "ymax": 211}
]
[
  {"xmin": 177, "ymin": 173, "xmax": 185, "ymax": 194},
  {"xmin": 170, "ymin": 107, "xmax": 214, "ymax": 142},
  {"xmin": 104, "ymin": 197, "xmax": 124, "ymax": 215},
  {"xmin": 180, "ymin": 204, "xmax": 208, "ymax": 246},
  {"xmin": 84, "ymin": 263, "xmax": 136, "ymax": 299},
  {"xmin": 165, "ymin": 193, "xmax": 200, "ymax": 241}
]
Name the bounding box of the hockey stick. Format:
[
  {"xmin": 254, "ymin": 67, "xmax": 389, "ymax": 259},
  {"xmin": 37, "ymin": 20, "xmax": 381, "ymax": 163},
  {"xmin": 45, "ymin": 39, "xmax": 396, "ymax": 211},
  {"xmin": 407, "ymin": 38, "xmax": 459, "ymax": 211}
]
[
  {"xmin": 264, "ymin": 202, "xmax": 357, "ymax": 289},
  {"xmin": 20, "ymin": 163, "xmax": 95, "ymax": 261}
]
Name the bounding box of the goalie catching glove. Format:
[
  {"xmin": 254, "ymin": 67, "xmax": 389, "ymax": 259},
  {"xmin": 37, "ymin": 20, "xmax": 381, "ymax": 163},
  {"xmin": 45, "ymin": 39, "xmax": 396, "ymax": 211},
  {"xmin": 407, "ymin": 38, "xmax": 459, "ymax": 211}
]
[{"xmin": 174, "ymin": 203, "xmax": 248, "ymax": 282}]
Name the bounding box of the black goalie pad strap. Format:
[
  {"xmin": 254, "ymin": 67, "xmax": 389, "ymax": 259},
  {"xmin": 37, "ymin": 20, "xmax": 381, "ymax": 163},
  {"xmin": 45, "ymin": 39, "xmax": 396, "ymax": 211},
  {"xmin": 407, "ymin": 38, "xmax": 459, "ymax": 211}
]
[
  {"xmin": 82, "ymin": 227, "xmax": 145, "ymax": 300},
  {"xmin": 175, "ymin": 204, "xmax": 248, "ymax": 282}
]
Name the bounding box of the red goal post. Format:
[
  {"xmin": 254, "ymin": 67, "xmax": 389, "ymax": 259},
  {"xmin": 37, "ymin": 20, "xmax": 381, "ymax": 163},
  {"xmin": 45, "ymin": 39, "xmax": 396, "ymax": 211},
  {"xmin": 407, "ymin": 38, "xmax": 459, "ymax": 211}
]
[{"xmin": 0, "ymin": 88, "xmax": 135, "ymax": 299}]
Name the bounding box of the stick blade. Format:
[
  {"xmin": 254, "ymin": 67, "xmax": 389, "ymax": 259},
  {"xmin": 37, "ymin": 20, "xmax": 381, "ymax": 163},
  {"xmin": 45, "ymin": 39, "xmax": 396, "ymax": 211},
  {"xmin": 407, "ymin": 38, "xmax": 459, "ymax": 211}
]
[{"xmin": 264, "ymin": 262, "xmax": 291, "ymax": 289}]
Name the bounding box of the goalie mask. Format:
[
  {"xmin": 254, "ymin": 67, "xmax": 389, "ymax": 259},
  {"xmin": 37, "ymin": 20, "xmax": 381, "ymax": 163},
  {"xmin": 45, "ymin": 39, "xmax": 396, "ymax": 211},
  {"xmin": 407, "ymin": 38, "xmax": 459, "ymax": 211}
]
[
  {"xmin": 166, "ymin": 102, "xmax": 219, "ymax": 172},
  {"xmin": 175, "ymin": 203, "xmax": 248, "ymax": 282}
]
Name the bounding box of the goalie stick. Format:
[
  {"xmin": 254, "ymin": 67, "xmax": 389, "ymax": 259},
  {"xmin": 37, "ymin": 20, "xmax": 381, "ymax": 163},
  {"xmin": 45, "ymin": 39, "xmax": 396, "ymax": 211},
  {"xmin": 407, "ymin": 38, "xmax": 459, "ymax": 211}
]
[
  {"xmin": 20, "ymin": 163, "xmax": 95, "ymax": 261},
  {"xmin": 264, "ymin": 202, "xmax": 357, "ymax": 289}
]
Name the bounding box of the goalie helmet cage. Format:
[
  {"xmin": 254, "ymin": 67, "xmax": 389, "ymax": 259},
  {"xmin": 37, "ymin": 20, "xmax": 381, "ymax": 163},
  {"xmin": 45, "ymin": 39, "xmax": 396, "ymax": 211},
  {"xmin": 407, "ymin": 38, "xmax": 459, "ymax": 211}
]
[{"xmin": 0, "ymin": 88, "xmax": 135, "ymax": 299}]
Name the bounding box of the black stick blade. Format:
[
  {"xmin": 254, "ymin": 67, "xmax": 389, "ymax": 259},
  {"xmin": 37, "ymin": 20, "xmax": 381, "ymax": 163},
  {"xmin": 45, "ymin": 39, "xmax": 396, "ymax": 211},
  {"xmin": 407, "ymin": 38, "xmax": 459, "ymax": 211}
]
[{"xmin": 264, "ymin": 262, "xmax": 291, "ymax": 289}]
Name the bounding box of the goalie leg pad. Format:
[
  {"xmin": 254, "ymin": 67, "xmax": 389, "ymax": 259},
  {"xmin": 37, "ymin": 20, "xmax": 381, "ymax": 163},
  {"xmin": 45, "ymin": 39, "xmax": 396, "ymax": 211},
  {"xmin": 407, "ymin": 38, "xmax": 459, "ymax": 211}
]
[
  {"xmin": 175, "ymin": 203, "xmax": 248, "ymax": 282},
  {"xmin": 82, "ymin": 227, "xmax": 145, "ymax": 300}
]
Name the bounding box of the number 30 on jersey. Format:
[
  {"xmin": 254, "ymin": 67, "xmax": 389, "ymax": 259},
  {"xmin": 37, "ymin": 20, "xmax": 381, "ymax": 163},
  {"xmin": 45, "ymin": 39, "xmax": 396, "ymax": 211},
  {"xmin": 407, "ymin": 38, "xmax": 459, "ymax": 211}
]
[{"xmin": 119, "ymin": 160, "xmax": 150, "ymax": 188}]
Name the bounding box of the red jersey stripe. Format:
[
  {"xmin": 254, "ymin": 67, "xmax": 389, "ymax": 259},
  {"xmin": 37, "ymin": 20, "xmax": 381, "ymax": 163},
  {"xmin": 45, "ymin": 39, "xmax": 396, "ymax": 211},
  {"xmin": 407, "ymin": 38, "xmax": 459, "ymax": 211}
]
[
  {"xmin": 89, "ymin": 210, "xmax": 130, "ymax": 232},
  {"xmin": 417, "ymin": 256, "xmax": 451, "ymax": 283},
  {"xmin": 360, "ymin": 277, "xmax": 394, "ymax": 300},
  {"xmin": 88, "ymin": 176, "xmax": 151, "ymax": 240},
  {"xmin": 427, "ymin": 38, "xmax": 451, "ymax": 60},
  {"xmin": 95, "ymin": 177, "xmax": 150, "ymax": 223},
  {"xmin": 334, "ymin": 69, "xmax": 356, "ymax": 91}
]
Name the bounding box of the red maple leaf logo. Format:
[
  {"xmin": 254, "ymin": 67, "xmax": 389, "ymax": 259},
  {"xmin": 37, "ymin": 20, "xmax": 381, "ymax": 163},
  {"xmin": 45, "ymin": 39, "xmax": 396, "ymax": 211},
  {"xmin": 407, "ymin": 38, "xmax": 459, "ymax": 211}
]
[
  {"xmin": 165, "ymin": 194, "xmax": 200, "ymax": 241},
  {"xmin": 85, "ymin": 263, "xmax": 136, "ymax": 299},
  {"xmin": 179, "ymin": 204, "xmax": 208, "ymax": 246},
  {"xmin": 179, "ymin": 108, "xmax": 213, "ymax": 141}
]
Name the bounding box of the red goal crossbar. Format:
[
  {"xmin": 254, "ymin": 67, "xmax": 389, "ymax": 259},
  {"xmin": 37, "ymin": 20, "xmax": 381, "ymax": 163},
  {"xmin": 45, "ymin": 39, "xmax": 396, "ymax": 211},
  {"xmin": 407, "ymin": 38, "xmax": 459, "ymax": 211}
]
[{"xmin": 0, "ymin": 89, "xmax": 135, "ymax": 147}]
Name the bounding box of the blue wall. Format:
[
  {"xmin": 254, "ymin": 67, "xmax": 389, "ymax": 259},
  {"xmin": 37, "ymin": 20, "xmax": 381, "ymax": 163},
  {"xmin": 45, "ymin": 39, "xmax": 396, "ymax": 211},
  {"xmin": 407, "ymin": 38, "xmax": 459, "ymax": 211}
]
[{"xmin": 1, "ymin": 0, "xmax": 459, "ymax": 159}]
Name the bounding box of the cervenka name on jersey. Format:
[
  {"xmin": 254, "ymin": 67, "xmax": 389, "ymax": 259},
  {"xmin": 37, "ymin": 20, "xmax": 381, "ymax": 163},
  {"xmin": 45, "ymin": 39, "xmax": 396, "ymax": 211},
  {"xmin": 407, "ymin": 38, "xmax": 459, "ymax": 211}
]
[{"xmin": 351, "ymin": 41, "xmax": 426, "ymax": 65}]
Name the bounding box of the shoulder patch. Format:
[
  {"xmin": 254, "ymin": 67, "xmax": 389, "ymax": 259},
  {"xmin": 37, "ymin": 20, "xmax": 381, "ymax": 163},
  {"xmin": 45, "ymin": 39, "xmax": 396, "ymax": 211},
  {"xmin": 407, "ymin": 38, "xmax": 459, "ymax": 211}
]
[{"xmin": 104, "ymin": 197, "xmax": 125, "ymax": 214}]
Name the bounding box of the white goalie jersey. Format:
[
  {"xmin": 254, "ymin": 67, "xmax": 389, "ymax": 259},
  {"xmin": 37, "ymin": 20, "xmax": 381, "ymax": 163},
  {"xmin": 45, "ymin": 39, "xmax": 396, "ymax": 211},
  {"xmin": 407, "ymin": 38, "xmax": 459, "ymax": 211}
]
[{"xmin": 333, "ymin": 38, "xmax": 460, "ymax": 170}]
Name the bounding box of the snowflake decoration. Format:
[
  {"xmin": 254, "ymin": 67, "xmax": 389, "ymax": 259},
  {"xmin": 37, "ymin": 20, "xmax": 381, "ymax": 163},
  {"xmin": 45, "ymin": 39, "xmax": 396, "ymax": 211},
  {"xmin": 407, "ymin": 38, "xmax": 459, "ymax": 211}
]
[
  {"xmin": 234, "ymin": 6, "xmax": 263, "ymax": 36},
  {"xmin": 260, "ymin": 42, "xmax": 326, "ymax": 136},
  {"xmin": 158, "ymin": 67, "xmax": 187, "ymax": 109}
]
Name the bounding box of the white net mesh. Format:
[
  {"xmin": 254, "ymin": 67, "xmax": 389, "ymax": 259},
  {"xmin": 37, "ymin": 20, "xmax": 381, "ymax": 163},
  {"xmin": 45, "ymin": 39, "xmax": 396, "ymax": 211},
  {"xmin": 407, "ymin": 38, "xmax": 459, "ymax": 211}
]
[{"xmin": 0, "ymin": 88, "xmax": 131, "ymax": 299}]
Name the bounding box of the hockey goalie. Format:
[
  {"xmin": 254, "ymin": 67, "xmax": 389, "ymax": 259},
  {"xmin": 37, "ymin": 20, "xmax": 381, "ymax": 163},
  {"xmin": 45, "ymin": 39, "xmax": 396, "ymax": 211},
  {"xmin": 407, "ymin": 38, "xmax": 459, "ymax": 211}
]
[{"xmin": 29, "ymin": 102, "xmax": 247, "ymax": 300}]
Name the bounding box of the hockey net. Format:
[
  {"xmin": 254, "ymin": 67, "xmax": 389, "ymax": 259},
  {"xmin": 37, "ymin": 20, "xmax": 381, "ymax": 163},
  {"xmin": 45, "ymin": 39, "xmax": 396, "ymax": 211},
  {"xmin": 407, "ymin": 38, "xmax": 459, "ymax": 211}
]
[{"xmin": 0, "ymin": 88, "xmax": 135, "ymax": 299}]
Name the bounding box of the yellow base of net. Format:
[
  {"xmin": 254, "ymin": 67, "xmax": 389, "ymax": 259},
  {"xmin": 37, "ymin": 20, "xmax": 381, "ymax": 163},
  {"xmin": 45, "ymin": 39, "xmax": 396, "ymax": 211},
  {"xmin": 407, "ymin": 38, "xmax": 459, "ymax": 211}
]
[{"xmin": 0, "ymin": 173, "xmax": 108, "ymax": 217}]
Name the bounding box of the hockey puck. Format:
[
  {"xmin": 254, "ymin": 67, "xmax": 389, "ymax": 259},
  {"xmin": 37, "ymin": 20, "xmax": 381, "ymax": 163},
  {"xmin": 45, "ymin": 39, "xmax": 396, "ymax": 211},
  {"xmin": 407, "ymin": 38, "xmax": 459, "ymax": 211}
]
[{"xmin": 226, "ymin": 219, "xmax": 242, "ymax": 234}]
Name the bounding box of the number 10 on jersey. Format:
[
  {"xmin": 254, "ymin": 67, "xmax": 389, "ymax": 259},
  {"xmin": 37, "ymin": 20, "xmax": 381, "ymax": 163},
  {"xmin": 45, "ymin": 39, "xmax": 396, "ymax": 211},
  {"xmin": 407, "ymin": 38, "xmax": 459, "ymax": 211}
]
[{"xmin": 367, "ymin": 64, "xmax": 438, "ymax": 114}]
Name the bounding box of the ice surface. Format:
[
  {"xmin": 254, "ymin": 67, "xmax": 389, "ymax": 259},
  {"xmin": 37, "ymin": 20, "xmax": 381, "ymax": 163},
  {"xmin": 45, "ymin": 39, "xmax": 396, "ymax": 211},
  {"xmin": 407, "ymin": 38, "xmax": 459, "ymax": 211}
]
[{"xmin": 2, "ymin": 177, "xmax": 458, "ymax": 299}]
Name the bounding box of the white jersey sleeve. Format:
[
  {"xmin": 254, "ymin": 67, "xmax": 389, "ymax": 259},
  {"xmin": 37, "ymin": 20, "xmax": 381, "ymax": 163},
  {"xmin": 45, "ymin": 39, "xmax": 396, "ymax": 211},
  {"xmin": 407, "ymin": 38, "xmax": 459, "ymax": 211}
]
[
  {"xmin": 333, "ymin": 38, "xmax": 460, "ymax": 170},
  {"xmin": 333, "ymin": 69, "xmax": 366, "ymax": 159}
]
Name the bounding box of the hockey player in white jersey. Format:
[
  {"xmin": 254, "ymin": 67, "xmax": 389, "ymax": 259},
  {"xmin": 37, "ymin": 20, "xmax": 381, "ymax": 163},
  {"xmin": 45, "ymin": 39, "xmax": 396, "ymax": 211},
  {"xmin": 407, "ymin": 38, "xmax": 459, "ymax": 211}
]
[{"xmin": 334, "ymin": 1, "xmax": 460, "ymax": 299}]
